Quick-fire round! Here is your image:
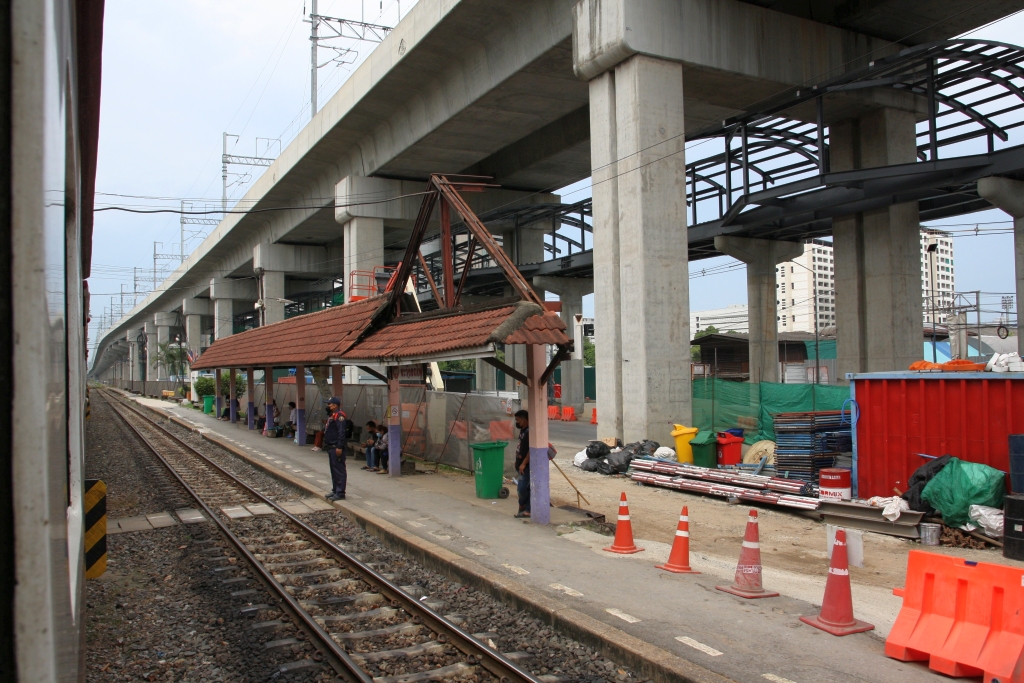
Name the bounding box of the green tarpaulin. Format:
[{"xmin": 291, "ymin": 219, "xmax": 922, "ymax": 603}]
[
  {"xmin": 691, "ymin": 377, "xmax": 850, "ymax": 444},
  {"xmin": 804, "ymin": 339, "xmax": 837, "ymax": 360}
]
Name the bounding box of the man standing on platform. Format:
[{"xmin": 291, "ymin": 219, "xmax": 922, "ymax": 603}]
[
  {"xmin": 323, "ymin": 396, "xmax": 349, "ymax": 501},
  {"xmin": 514, "ymin": 410, "xmax": 530, "ymax": 518}
]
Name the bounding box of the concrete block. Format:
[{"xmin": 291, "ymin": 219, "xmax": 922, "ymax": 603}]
[
  {"xmin": 116, "ymin": 516, "xmax": 154, "ymax": 532},
  {"xmin": 209, "ymin": 277, "xmax": 256, "ymax": 302},
  {"xmin": 220, "ymin": 506, "xmax": 254, "ymax": 519},
  {"xmin": 145, "ymin": 512, "xmax": 177, "ymax": 528},
  {"xmin": 175, "ymin": 508, "xmax": 208, "ymax": 524},
  {"xmin": 153, "ymin": 312, "xmax": 176, "ymax": 327},
  {"xmin": 181, "ymin": 297, "xmax": 211, "ymax": 316}
]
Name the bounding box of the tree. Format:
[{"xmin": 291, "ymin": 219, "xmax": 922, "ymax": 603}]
[
  {"xmin": 438, "ymin": 359, "xmax": 476, "ymax": 372},
  {"xmin": 691, "ymin": 325, "xmax": 719, "ymax": 362},
  {"xmin": 583, "ymin": 338, "xmax": 596, "ymax": 366}
]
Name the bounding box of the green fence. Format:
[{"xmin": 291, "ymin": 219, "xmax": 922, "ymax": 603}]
[{"xmin": 691, "ymin": 377, "xmax": 851, "ymax": 444}]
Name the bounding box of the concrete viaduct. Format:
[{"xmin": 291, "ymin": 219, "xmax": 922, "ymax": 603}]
[{"xmin": 90, "ymin": 0, "xmax": 1024, "ymax": 445}]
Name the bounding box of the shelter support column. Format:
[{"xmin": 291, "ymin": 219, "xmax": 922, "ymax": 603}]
[
  {"xmin": 978, "ymin": 176, "xmax": 1024, "ymax": 355},
  {"xmin": 388, "ymin": 369, "xmax": 401, "ymax": 478},
  {"xmin": 215, "ymin": 369, "xmax": 223, "ymax": 418},
  {"xmin": 526, "ymin": 344, "xmax": 550, "ymax": 525},
  {"xmin": 331, "ymin": 365, "xmax": 344, "ymax": 402},
  {"xmin": 247, "ymin": 366, "xmax": 255, "ymax": 429},
  {"xmin": 714, "ymin": 237, "xmax": 803, "ymax": 383},
  {"xmin": 831, "ymin": 108, "xmax": 922, "ymax": 379},
  {"xmin": 264, "ymin": 366, "xmax": 275, "ymax": 434},
  {"xmin": 534, "ymin": 277, "xmax": 593, "ymax": 417},
  {"xmin": 229, "ymin": 369, "xmax": 238, "ymax": 423},
  {"xmin": 295, "ymin": 364, "xmax": 306, "ymax": 446}
]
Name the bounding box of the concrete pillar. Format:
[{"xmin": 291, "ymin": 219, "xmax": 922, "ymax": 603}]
[
  {"xmin": 526, "ymin": 344, "xmax": 550, "ymax": 525},
  {"xmin": 153, "ymin": 312, "xmax": 175, "ymax": 380},
  {"xmin": 262, "ymin": 271, "xmax": 286, "ymax": 325},
  {"xmin": 264, "ymin": 366, "xmax": 275, "ymax": 433},
  {"xmin": 229, "ymin": 368, "xmax": 238, "ymax": 423},
  {"xmin": 475, "ymin": 358, "xmax": 497, "ymax": 393},
  {"xmin": 714, "ymin": 237, "xmax": 804, "ymax": 383},
  {"xmin": 210, "ymin": 277, "xmax": 254, "ymax": 340},
  {"xmin": 831, "ymin": 108, "xmax": 922, "ymax": 379},
  {"xmin": 534, "ymin": 276, "xmax": 594, "ymax": 417},
  {"xmin": 589, "ymin": 71, "xmax": 623, "ymax": 440},
  {"xmin": 144, "ymin": 322, "xmax": 158, "ymax": 388},
  {"xmin": 182, "ymin": 297, "xmax": 210, "ymax": 358},
  {"xmin": 388, "ymin": 370, "xmax": 402, "ymax": 478},
  {"xmin": 343, "ymin": 217, "xmax": 384, "ymax": 301},
  {"xmin": 583, "ymin": 55, "xmax": 688, "ymax": 444},
  {"xmin": 295, "ymin": 364, "xmax": 306, "ymax": 446},
  {"xmin": 247, "ymin": 366, "xmax": 256, "ymax": 429},
  {"xmin": 978, "ymin": 176, "xmax": 1024, "ymax": 355}
]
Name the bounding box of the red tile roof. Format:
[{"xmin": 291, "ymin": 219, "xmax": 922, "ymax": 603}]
[
  {"xmin": 190, "ymin": 297, "xmax": 384, "ymax": 370},
  {"xmin": 190, "ymin": 297, "xmax": 569, "ymax": 370}
]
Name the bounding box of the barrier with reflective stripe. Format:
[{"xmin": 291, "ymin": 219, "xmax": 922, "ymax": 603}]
[{"xmin": 84, "ymin": 479, "xmax": 107, "ymax": 579}]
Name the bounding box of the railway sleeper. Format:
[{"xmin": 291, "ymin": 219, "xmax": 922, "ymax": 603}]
[
  {"xmin": 330, "ymin": 621, "xmax": 422, "ymax": 641},
  {"xmin": 349, "ymin": 640, "xmax": 445, "ymax": 664},
  {"xmin": 284, "ymin": 579, "xmax": 361, "ymax": 594},
  {"xmin": 273, "ymin": 567, "xmax": 348, "ymax": 582},
  {"xmin": 315, "ymin": 607, "xmax": 398, "ymax": 626},
  {"xmin": 300, "ymin": 591, "xmax": 384, "ymax": 608},
  {"xmin": 263, "ymin": 557, "xmax": 335, "ymax": 571},
  {"xmin": 374, "ymin": 662, "xmax": 476, "ymax": 683},
  {"xmin": 255, "ymin": 548, "xmax": 324, "ymax": 562}
]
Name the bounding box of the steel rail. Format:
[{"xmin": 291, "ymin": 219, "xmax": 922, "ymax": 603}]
[
  {"xmin": 101, "ymin": 390, "xmax": 543, "ymax": 683},
  {"xmin": 100, "ymin": 393, "xmax": 371, "ymax": 683}
]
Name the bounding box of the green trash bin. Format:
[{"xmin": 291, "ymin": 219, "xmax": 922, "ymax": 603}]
[
  {"xmin": 690, "ymin": 430, "xmax": 718, "ymax": 468},
  {"xmin": 203, "ymin": 395, "xmax": 215, "ymax": 414},
  {"xmin": 470, "ymin": 441, "xmax": 508, "ymax": 499}
]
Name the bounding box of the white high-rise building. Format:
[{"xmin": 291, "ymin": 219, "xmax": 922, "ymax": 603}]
[
  {"xmin": 775, "ymin": 238, "xmax": 836, "ymax": 334},
  {"xmin": 921, "ymin": 229, "xmax": 956, "ymax": 323},
  {"xmin": 774, "ymin": 231, "xmax": 954, "ymax": 333}
]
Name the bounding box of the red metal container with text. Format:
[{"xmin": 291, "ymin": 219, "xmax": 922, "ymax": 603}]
[{"xmin": 851, "ymin": 372, "xmax": 1024, "ymax": 499}]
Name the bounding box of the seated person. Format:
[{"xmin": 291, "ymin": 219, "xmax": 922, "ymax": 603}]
[
  {"xmin": 376, "ymin": 424, "xmax": 389, "ymax": 474},
  {"xmin": 219, "ymin": 395, "xmax": 239, "ymax": 420},
  {"xmin": 361, "ymin": 420, "xmax": 378, "ymax": 470},
  {"xmin": 256, "ymin": 407, "xmax": 267, "ymax": 431},
  {"xmin": 284, "ymin": 401, "xmax": 297, "ymax": 437}
]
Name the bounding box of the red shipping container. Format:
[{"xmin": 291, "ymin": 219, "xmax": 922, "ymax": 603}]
[{"xmin": 852, "ymin": 373, "xmax": 1024, "ymax": 499}]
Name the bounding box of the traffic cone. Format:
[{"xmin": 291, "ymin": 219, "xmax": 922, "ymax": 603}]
[
  {"xmin": 716, "ymin": 509, "xmax": 779, "ymax": 598},
  {"xmin": 656, "ymin": 506, "xmax": 699, "ymax": 574},
  {"xmin": 604, "ymin": 492, "xmax": 644, "ymax": 554},
  {"xmin": 799, "ymin": 529, "xmax": 874, "ymax": 635},
  {"xmin": 590, "ymin": 408, "xmax": 598, "ymax": 425}
]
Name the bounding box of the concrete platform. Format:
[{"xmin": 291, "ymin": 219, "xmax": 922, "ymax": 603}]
[{"xmin": 133, "ymin": 396, "xmax": 954, "ymax": 683}]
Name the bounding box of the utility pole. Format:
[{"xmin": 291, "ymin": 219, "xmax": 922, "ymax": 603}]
[
  {"xmin": 306, "ymin": 1, "xmax": 392, "ymax": 118},
  {"xmin": 221, "ymin": 133, "xmax": 274, "ymax": 212}
]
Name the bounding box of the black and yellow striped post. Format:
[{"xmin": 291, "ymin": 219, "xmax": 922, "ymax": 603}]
[{"xmin": 84, "ymin": 479, "xmax": 107, "ymax": 578}]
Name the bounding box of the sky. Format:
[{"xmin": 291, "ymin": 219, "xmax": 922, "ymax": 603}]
[{"xmin": 88, "ymin": 2, "xmax": 1024, "ymax": 347}]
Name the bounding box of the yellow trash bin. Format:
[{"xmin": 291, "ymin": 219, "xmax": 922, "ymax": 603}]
[{"xmin": 671, "ymin": 424, "xmax": 699, "ymax": 464}]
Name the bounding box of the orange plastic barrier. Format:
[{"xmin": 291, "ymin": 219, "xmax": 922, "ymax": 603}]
[
  {"xmin": 489, "ymin": 420, "xmax": 514, "ymax": 441},
  {"xmin": 450, "ymin": 420, "xmax": 468, "ymax": 440},
  {"xmin": 560, "ymin": 406, "xmax": 577, "ymax": 421},
  {"xmin": 590, "ymin": 408, "xmax": 598, "ymax": 425},
  {"xmin": 548, "ymin": 406, "xmax": 561, "ymax": 420},
  {"xmin": 886, "ymin": 550, "xmax": 1024, "ymax": 681}
]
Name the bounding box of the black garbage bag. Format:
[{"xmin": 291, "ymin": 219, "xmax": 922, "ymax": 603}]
[
  {"xmin": 901, "ymin": 454, "xmax": 952, "ymax": 513},
  {"xmin": 621, "ymin": 442, "xmax": 642, "ymax": 458},
  {"xmin": 586, "ymin": 441, "xmax": 611, "ymax": 459},
  {"xmin": 639, "ymin": 440, "xmax": 661, "ymax": 456},
  {"xmin": 606, "ymin": 450, "xmax": 633, "ymax": 473},
  {"xmin": 594, "ymin": 458, "xmax": 614, "ymax": 475},
  {"xmin": 579, "ymin": 458, "xmax": 600, "ymax": 473}
]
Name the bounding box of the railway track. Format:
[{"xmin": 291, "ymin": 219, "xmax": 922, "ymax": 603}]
[{"xmin": 99, "ymin": 390, "xmax": 545, "ymax": 683}]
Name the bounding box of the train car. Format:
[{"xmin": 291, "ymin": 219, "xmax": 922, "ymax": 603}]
[{"xmin": 0, "ymin": 1, "xmax": 104, "ymax": 682}]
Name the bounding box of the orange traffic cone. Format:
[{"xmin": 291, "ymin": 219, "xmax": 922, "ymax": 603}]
[
  {"xmin": 590, "ymin": 408, "xmax": 598, "ymax": 425},
  {"xmin": 799, "ymin": 529, "xmax": 874, "ymax": 635},
  {"xmin": 604, "ymin": 492, "xmax": 644, "ymax": 554},
  {"xmin": 656, "ymin": 506, "xmax": 699, "ymax": 574},
  {"xmin": 716, "ymin": 509, "xmax": 778, "ymax": 598}
]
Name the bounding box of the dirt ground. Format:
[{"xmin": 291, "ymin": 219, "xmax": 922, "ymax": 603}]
[{"xmin": 542, "ymin": 444, "xmax": 1021, "ymax": 592}]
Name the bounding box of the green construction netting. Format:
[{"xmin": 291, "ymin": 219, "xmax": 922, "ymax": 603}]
[
  {"xmin": 804, "ymin": 339, "xmax": 837, "ymax": 359},
  {"xmin": 691, "ymin": 377, "xmax": 851, "ymax": 444}
]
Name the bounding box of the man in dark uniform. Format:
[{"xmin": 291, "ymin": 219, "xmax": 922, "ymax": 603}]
[
  {"xmin": 513, "ymin": 409, "xmax": 530, "ymax": 518},
  {"xmin": 323, "ymin": 397, "xmax": 349, "ymax": 500}
]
